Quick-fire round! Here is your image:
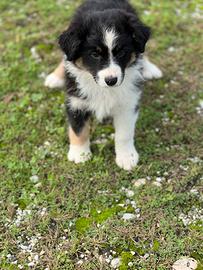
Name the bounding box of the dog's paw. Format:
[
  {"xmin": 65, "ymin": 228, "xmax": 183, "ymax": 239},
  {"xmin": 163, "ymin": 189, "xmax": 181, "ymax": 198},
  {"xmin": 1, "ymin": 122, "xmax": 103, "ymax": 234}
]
[
  {"xmin": 44, "ymin": 73, "xmax": 65, "ymax": 89},
  {"xmin": 68, "ymin": 144, "xmax": 92, "ymax": 164},
  {"xmin": 116, "ymin": 148, "xmax": 139, "ymax": 171},
  {"xmin": 142, "ymin": 60, "xmax": 163, "ymax": 80}
]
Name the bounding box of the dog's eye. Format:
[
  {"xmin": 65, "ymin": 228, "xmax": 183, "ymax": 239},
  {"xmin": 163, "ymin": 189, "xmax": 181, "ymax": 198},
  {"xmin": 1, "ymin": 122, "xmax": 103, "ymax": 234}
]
[{"xmin": 91, "ymin": 51, "xmax": 100, "ymax": 59}]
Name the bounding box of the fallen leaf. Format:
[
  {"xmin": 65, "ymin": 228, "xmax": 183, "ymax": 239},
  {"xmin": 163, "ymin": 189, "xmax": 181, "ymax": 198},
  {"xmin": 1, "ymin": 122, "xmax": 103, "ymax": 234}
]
[
  {"xmin": 3, "ymin": 93, "xmax": 16, "ymax": 104},
  {"xmin": 172, "ymin": 258, "xmax": 198, "ymax": 270}
]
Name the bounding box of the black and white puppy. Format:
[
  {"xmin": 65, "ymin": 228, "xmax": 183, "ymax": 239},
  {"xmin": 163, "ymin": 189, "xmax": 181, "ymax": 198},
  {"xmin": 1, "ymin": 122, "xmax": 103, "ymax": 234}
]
[{"xmin": 45, "ymin": 0, "xmax": 163, "ymax": 170}]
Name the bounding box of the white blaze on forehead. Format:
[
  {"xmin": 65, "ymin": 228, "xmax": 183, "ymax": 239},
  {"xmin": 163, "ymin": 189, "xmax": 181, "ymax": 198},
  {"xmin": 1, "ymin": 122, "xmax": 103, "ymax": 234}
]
[
  {"xmin": 96, "ymin": 28, "xmax": 122, "ymax": 87},
  {"xmin": 104, "ymin": 28, "xmax": 117, "ymax": 51}
]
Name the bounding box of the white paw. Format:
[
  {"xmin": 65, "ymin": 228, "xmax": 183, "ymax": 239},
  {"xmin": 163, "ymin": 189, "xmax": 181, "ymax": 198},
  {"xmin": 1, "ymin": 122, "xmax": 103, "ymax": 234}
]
[
  {"xmin": 68, "ymin": 143, "xmax": 92, "ymax": 164},
  {"xmin": 44, "ymin": 73, "xmax": 65, "ymax": 89},
  {"xmin": 142, "ymin": 60, "xmax": 163, "ymax": 80},
  {"xmin": 116, "ymin": 148, "xmax": 139, "ymax": 171}
]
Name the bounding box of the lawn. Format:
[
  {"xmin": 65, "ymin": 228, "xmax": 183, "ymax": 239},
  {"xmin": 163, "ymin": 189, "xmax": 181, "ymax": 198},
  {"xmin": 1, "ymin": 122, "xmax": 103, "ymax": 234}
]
[{"xmin": 0, "ymin": 0, "xmax": 203, "ymax": 269}]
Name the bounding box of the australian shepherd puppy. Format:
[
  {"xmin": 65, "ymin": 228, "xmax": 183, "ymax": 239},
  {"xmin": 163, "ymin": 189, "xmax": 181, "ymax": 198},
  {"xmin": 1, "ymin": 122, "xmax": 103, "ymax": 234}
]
[{"xmin": 45, "ymin": 0, "xmax": 162, "ymax": 171}]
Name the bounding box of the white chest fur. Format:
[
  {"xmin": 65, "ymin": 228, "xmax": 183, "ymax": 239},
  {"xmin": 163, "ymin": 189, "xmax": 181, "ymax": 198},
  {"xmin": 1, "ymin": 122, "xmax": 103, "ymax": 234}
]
[{"xmin": 65, "ymin": 60, "xmax": 143, "ymax": 121}]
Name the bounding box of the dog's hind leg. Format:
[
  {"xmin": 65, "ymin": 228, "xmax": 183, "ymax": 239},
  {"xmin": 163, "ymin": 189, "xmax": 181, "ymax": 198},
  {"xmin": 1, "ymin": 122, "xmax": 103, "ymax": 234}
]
[
  {"xmin": 142, "ymin": 57, "xmax": 163, "ymax": 80},
  {"xmin": 44, "ymin": 60, "xmax": 65, "ymax": 89}
]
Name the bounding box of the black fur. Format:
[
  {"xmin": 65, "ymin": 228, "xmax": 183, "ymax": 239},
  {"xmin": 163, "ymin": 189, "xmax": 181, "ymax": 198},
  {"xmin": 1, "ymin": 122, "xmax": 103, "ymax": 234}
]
[
  {"xmin": 59, "ymin": 0, "xmax": 150, "ymax": 66},
  {"xmin": 66, "ymin": 103, "xmax": 91, "ymax": 135},
  {"xmin": 60, "ymin": 0, "xmax": 150, "ymax": 133},
  {"xmin": 65, "ymin": 72, "xmax": 87, "ymax": 99}
]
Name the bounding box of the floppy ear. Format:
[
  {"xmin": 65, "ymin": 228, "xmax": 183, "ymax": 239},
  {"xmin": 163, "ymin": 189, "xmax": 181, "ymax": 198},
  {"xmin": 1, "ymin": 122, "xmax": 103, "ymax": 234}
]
[
  {"xmin": 126, "ymin": 13, "xmax": 151, "ymax": 53},
  {"xmin": 58, "ymin": 21, "xmax": 85, "ymax": 61}
]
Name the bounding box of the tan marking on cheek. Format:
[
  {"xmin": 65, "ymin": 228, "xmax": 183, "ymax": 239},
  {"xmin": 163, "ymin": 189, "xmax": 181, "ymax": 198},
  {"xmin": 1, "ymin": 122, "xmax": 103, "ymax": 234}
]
[
  {"xmin": 127, "ymin": 53, "xmax": 137, "ymax": 67},
  {"xmin": 69, "ymin": 122, "xmax": 90, "ymax": 146},
  {"xmin": 53, "ymin": 60, "xmax": 65, "ymax": 79},
  {"xmin": 74, "ymin": 58, "xmax": 86, "ymax": 70}
]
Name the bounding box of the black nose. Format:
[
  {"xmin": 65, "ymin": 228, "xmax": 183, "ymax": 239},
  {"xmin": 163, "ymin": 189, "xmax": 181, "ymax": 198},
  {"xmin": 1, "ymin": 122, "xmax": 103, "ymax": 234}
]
[{"xmin": 105, "ymin": 77, "xmax": 118, "ymax": 86}]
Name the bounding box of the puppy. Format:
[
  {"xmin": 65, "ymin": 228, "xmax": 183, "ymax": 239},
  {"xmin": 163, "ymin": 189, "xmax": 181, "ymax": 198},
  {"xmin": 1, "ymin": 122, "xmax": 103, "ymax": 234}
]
[{"xmin": 45, "ymin": 0, "xmax": 163, "ymax": 170}]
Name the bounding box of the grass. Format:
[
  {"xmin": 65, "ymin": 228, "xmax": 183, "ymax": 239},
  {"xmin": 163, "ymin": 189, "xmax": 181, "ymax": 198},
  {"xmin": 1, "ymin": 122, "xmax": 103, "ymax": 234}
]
[{"xmin": 0, "ymin": 0, "xmax": 203, "ymax": 269}]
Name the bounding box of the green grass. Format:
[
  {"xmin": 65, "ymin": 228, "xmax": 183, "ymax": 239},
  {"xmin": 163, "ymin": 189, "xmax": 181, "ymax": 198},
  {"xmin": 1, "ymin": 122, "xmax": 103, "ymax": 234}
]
[{"xmin": 0, "ymin": 0, "xmax": 203, "ymax": 269}]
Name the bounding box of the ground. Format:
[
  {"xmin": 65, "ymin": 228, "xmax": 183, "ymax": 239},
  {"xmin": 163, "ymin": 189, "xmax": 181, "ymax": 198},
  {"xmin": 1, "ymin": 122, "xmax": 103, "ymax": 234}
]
[{"xmin": 0, "ymin": 0, "xmax": 203, "ymax": 269}]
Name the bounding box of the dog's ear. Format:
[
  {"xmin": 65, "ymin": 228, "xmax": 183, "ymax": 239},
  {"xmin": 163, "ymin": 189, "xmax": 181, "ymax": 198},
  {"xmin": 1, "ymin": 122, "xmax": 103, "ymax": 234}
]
[
  {"xmin": 59, "ymin": 20, "xmax": 87, "ymax": 61},
  {"xmin": 125, "ymin": 13, "xmax": 151, "ymax": 53}
]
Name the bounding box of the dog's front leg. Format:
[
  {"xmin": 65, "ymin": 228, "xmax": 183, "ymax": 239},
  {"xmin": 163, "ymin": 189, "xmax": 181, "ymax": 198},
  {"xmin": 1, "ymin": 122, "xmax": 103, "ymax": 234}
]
[
  {"xmin": 66, "ymin": 106, "xmax": 92, "ymax": 164},
  {"xmin": 113, "ymin": 108, "xmax": 139, "ymax": 171}
]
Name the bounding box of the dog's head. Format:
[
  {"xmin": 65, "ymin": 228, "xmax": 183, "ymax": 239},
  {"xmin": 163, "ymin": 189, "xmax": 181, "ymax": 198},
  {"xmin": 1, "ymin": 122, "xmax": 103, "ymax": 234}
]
[{"xmin": 59, "ymin": 10, "xmax": 150, "ymax": 87}]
